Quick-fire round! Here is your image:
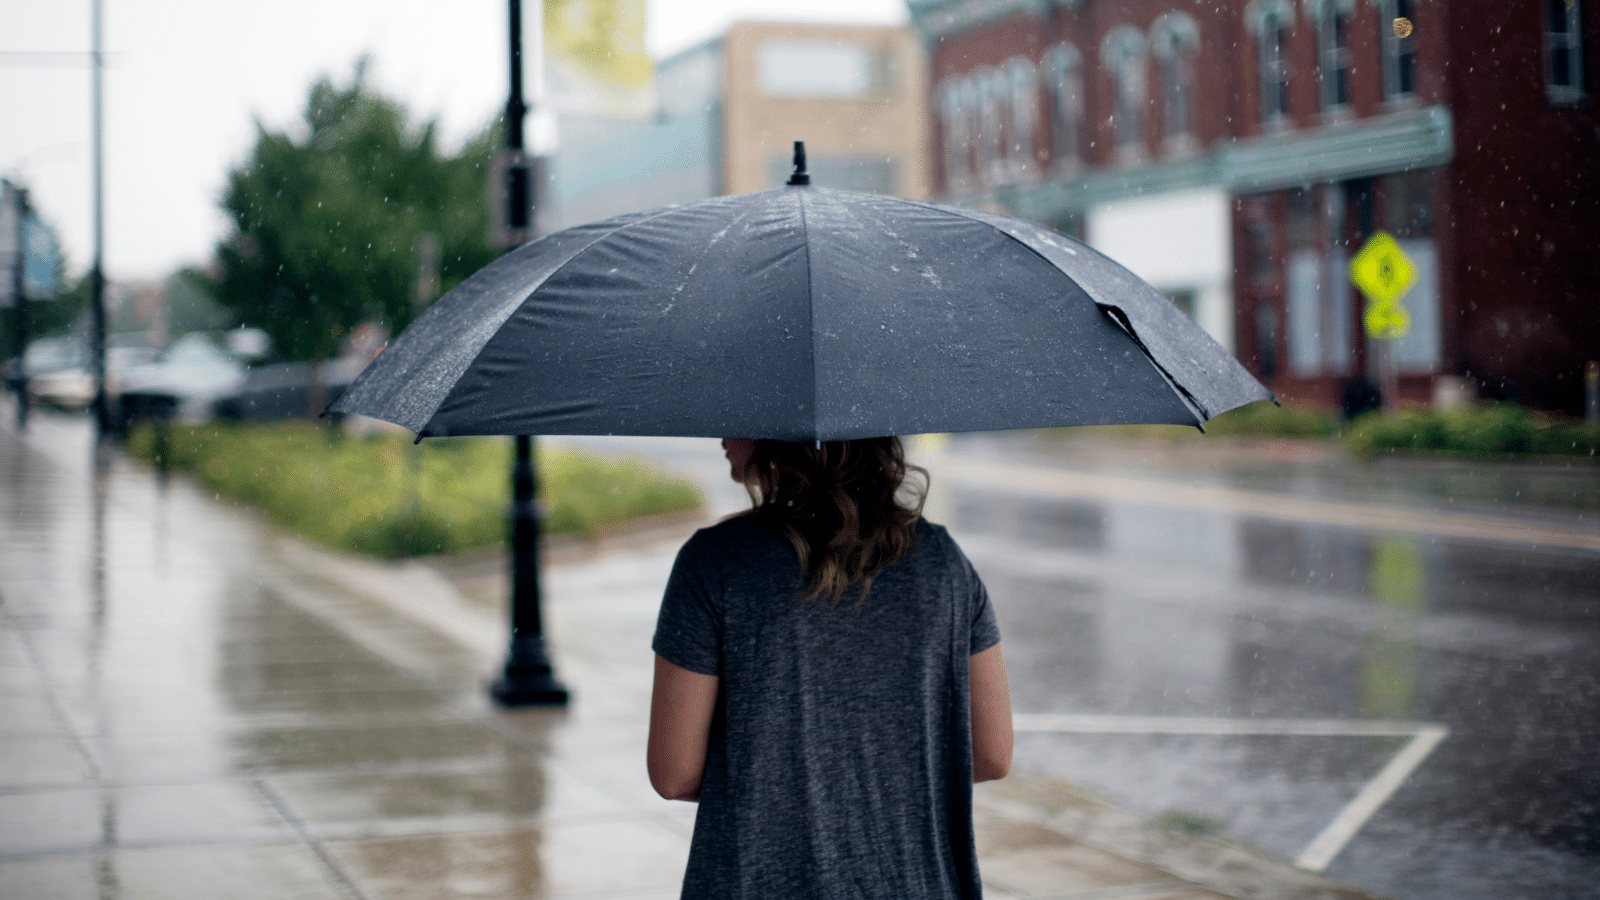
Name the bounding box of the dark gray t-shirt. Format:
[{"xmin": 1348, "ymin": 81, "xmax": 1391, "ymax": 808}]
[{"xmin": 653, "ymin": 515, "xmax": 1000, "ymax": 900}]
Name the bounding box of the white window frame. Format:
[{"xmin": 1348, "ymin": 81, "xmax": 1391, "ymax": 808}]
[
  {"xmin": 1546, "ymin": 0, "xmax": 1586, "ymax": 103},
  {"xmin": 1004, "ymin": 56, "xmax": 1039, "ymax": 178},
  {"xmin": 1101, "ymin": 25, "xmax": 1148, "ymax": 161},
  {"xmin": 1149, "ymin": 12, "xmax": 1202, "ymax": 151},
  {"xmin": 1370, "ymin": 0, "xmax": 1418, "ymax": 101},
  {"xmin": 1314, "ymin": 0, "xmax": 1355, "ymax": 114},
  {"xmin": 1249, "ymin": 0, "xmax": 1297, "ymax": 125},
  {"xmin": 1042, "ymin": 42, "xmax": 1084, "ymax": 170},
  {"xmin": 937, "ymin": 77, "xmax": 975, "ymax": 194},
  {"xmin": 975, "ymin": 66, "xmax": 1006, "ymax": 185}
]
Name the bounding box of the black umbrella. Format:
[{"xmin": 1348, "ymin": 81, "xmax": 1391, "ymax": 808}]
[{"xmin": 332, "ymin": 153, "xmax": 1270, "ymax": 440}]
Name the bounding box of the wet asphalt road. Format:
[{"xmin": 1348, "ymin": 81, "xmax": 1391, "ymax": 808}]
[{"xmin": 557, "ymin": 431, "xmax": 1600, "ymax": 900}]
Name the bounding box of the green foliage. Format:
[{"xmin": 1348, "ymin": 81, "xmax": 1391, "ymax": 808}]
[
  {"xmin": 3, "ymin": 271, "xmax": 87, "ymax": 344},
  {"xmin": 206, "ymin": 59, "xmax": 501, "ymax": 363},
  {"xmin": 125, "ymin": 422, "xmax": 702, "ymax": 559},
  {"xmin": 1343, "ymin": 403, "xmax": 1600, "ymax": 457},
  {"xmin": 1154, "ymin": 811, "xmax": 1225, "ymax": 837},
  {"xmin": 1202, "ymin": 401, "xmax": 1339, "ymax": 439},
  {"xmin": 164, "ymin": 269, "xmax": 239, "ymax": 337},
  {"xmin": 1045, "ymin": 401, "xmax": 1336, "ymax": 442}
]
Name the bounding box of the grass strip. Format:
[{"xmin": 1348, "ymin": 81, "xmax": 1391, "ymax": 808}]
[
  {"xmin": 1046, "ymin": 401, "xmax": 1598, "ymax": 458},
  {"xmin": 125, "ymin": 422, "xmax": 702, "ymax": 558}
]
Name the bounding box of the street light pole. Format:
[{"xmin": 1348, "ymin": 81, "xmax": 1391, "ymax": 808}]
[
  {"xmin": 491, "ymin": 0, "xmax": 569, "ymax": 707},
  {"xmin": 89, "ymin": 0, "xmax": 111, "ymax": 447},
  {"xmin": 5, "ymin": 181, "xmax": 28, "ymax": 429}
]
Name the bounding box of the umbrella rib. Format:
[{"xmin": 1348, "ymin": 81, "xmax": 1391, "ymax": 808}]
[
  {"xmin": 421, "ymin": 201, "xmax": 747, "ymax": 436},
  {"xmin": 1101, "ymin": 304, "xmax": 1210, "ymax": 426},
  {"xmin": 866, "ymin": 193, "xmax": 1214, "ymax": 425},
  {"xmin": 796, "ymin": 188, "xmax": 819, "ymax": 443}
]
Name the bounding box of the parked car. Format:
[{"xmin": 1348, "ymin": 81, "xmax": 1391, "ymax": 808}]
[
  {"xmin": 211, "ymin": 355, "xmax": 369, "ymax": 422},
  {"xmin": 114, "ymin": 332, "xmax": 249, "ymax": 428},
  {"xmin": 7, "ymin": 336, "xmax": 90, "ymax": 411}
]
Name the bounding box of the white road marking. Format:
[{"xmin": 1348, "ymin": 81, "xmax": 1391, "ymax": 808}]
[
  {"xmin": 1293, "ymin": 724, "xmax": 1449, "ymax": 873},
  {"xmin": 1013, "ymin": 713, "xmax": 1450, "ymax": 873}
]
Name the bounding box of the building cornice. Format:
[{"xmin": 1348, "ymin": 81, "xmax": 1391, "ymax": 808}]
[
  {"xmin": 972, "ymin": 105, "xmax": 1452, "ymax": 219},
  {"xmin": 906, "ymin": 0, "xmax": 1075, "ymax": 40}
]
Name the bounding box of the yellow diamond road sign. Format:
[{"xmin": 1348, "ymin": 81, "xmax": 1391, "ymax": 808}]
[
  {"xmin": 1364, "ymin": 298, "xmax": 1412, "ymax": 340},
  {"xmin": 1350, "ymin": 231, "xmax": 1417, "ymax": 307},
  {"xmin": 1351, "ymin": 231, "xmax": 1416, "ymax": 339}
]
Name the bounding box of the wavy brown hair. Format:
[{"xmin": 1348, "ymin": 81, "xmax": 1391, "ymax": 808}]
[{"xmin": 741, "ymin": 437, "xmax": 928, "ymax": 604}]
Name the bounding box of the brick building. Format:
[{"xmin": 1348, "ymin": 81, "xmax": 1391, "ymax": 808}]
[{"xmin": 911, "ymin": 0, "xmax": 1599, "ymax": 413}]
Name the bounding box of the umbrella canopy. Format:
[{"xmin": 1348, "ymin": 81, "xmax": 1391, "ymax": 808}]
[{"xmin": 332, "ymin": 181, "xmax": 1271, "ymax": 441}]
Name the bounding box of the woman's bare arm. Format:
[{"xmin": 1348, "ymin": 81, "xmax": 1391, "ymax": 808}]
[
  {"xmin": 647, "ymin": 654, "xmax": 720, "ymax": 801},
  {"xmin": 970, "ymin": 643, "xmax": 1013, "ymax": 782}
]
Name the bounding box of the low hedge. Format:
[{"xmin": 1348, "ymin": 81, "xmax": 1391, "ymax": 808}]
[
  {"xmin": 1045, "ymin": 400, "xmax": 1597, "ymax": 458},
  {"xmin": 1201, "ymin": 401, "xmax": 1340, "ymax": 439},
  {"xmin": 1342, "ymin": 402, "xmax": 1600, "ymax": 458},
  {"xmin": 125, "ymin": 422, "xmax": 703, "ymax": 558}
]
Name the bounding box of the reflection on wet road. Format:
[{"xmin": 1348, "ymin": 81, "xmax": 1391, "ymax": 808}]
[{"xmin": 933, "ymin": 433, "xmax": 1600, "ymax": 900}]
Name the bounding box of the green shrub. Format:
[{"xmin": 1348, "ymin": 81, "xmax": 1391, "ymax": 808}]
[
  {"xmin": 1203, "ymin": 401, "xmax": 1338, "ymax": 439},
  {"xmin": 125, "ymin": 422, "xmax": 702, "ymax": 558},
  {"xmin": 1343, "ymin": 408, "xmax": 1448, "ymax": 454},
  {"xmin": 1532, "ymin": 421, "xmax": 1600, "ymax": 457},
  {"xmin": 1343, "ymin": 402, "xmax": 1600, "ymax": 458},
  {"xmin": 1044, "ymin": 401, "xmax": 1336, "ymax": 442}
]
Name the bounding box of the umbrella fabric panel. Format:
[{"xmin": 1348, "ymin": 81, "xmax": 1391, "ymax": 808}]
[
  {"xmin": 429, "ymin": 192, "xmax": 822, "ymax": 439},
  {"xmin": 330, "ymin": 211, "xmax": 656, "ymax": 433},
  {"xmin": 955, "ymin": 206, "xmax": 1273, "ymax": 420},
  {"xmin": 801, "ymin": 190, "xmax": 1203, "ymax": 439}
]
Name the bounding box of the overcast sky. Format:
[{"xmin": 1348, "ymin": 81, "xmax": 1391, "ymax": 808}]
[{"xmin": 0, "ymin": 0, "xmax": 907, "ymax": 285}]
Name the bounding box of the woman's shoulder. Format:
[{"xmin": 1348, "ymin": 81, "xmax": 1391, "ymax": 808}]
[
  {"xmin": 913, "ymin": 518, "xmax": 958, "ymax": 553},
  {"xmin": 677, "ymin": 513, "xmax": 783, "ymax": 560}
]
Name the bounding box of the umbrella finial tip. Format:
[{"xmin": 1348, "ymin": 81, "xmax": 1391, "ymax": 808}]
[{"xmin": 787, "ymin": 141, "xmax": 810, "ymax": 186}]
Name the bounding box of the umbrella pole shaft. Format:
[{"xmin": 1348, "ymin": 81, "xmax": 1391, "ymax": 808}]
[{"xmin": 491, "ymin": 434, "xmax": 569, "ymax": 706}]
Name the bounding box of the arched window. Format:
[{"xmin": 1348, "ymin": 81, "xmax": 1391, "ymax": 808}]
[
  {"xmin": 1149, "ymin": 12, "xmax": 1201, "ymax": 147},
  {"xmin": 1003, "ymin": 55, "xmax": 1039, "ymax": 177},
  {"xmin": 937, "ymin": 77, "xmax": 975, "ymax": 193},
  {"xmin": 1101, "ymin": 25, "xmax": 1148, "ymax": 158},
  {"xmin": 1372, "ymin": 0, "xmax": 1417, "ymax": 100},
  {"xmin": 1249, "ymin": 0, "xmax": 1296, "ymax": 124},
  {"xmin": 974, "ymin": 66, "xmax": 1006, "ymax": 185},
  {"xmin": 1314, "ymin": 0, "xmax": 1354, "ymax": 112},
  {"xmin": 1042, "ymin": 42, "xmax": 1083, "ymax": 168}
]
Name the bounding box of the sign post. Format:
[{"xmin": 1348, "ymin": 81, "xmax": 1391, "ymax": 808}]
[{"xmin": 1350, "ymin": 231, "xmax": 1417, "ymax": 411}]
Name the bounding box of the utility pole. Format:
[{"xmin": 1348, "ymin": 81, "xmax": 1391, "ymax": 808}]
[
  {"xmin": 491, "ymin": 0, "xmax": 569, "ymax": 708},
  {"xmin": 3, "ymin": 180, "xmax": 28, "ymax": 428},
  {"xmin": 89, "ymin": 0, "xmax": 111, "ymax": 446}
]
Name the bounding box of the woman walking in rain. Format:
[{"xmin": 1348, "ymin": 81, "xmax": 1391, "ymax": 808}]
[{"xmin": 649, "ymin": 436, "xmax": 1012, "ymax": 899}]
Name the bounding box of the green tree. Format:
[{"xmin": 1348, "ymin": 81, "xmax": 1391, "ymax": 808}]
[
  {"xmin": 209, "ymin": 60, "xmax": 500, "ymax": 364},
  {"xmin": 3, "ymin": 216, "xmax": 78, "ymax": 352}
]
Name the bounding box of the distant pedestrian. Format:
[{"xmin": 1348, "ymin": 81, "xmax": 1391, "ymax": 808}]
[{"xmin": 649, "ymin": 437, "xmax": 1012, "ymax": 899}]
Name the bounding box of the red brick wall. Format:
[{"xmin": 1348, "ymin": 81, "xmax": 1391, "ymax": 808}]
[{"xmin": 925, "ymin": 0, "xmax": 1599, "ymax": 413}]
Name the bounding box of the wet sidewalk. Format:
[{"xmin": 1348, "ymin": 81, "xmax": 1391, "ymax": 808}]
[{"xmin": 0, "ymin": 410, "xmax": 1375, "ymax": 900}]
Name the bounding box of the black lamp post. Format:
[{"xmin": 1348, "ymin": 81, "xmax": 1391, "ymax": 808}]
[
  {"xmin": 490, "ymin": 0, "xmax": 569, "ymax": 707},
  {"xmin": 4, "ymin": 180, "xmax": 29, "ymax": 429},
  {"xmin": 90, "ymin": 0, "xmax": 111, "ymax": 447}
]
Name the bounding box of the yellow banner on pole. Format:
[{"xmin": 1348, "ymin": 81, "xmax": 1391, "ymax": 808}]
[{"xmin": 545, "ymin": 0, "xmax": 653, "ymax": 117}]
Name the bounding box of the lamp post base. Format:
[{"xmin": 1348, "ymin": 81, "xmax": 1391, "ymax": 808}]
[{"xmin": 490, "ymin": 634, "xmax": 570, "ymax": 707}]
